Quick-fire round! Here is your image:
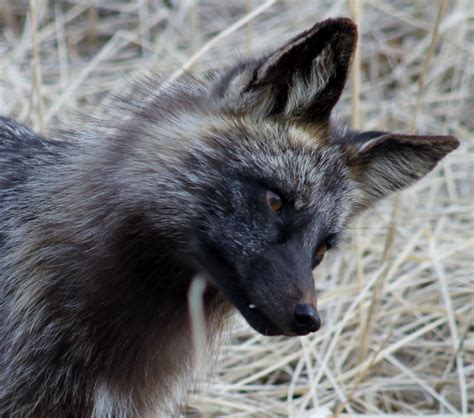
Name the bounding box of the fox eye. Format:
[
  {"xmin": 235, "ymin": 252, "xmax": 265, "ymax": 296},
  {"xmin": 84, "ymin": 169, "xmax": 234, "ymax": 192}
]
[
  {"xmin": 266, "ymin": 190, "xmax": 284, "ymax": 213},
  {"xmin": 315, "ymin": 243, "xmax": 328, "ymax": 258}
]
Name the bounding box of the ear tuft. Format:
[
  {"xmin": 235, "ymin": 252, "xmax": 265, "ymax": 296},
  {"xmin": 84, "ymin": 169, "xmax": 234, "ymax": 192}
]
[
  {"xmin": 343, "ymin": 132, "xmax": 460, "ymax": 210},
  {"xmin": 349, "ymin": 134, "xmax": 459, "ymax": 164},
  {"xmin": 256, "ymin": 18, "xmax": 357, "ymax": 84},
  {"xmin": 215, "ymin": 18, "xmax": 358, "ymax": 121},
  {"xmin": 254, "ymin": 17, "xmax": 358, "ymax": 119}
]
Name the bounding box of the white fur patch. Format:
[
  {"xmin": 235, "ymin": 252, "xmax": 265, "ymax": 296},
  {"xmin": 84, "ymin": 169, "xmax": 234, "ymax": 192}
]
[
  {"xmin": 92, "ymin": 382, "xmax": 121, "ymax": 418},
  {"xmin": 92, "ymin": 382, "xmax": 144, "ymax": 418}
]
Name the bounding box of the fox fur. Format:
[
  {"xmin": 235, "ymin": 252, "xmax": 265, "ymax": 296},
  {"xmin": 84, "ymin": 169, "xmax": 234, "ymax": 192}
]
[{"xmin": 0, "ymin": 18, "xmax": 459, "ymax": 417}]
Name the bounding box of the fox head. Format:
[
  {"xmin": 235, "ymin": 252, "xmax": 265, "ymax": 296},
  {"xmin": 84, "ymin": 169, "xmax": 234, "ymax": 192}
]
[
  {"xmin": 187, "ymin": 17, "xmax": 459, "ymax": 336},
  {"xmin": 105, "ymin": 18, "xmax": 459, "ymax": 337}
]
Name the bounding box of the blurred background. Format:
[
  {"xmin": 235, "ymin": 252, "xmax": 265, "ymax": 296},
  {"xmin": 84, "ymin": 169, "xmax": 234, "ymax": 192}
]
[{"xmin": 0, "ymin": 0, "xmax": 472, "ymax": 416}]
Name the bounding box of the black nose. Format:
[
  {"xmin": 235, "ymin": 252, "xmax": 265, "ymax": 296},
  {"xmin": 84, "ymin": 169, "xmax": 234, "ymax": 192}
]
[{"xmin": 293, "ymin": 303, "xmax": 321, "ymax": 334}]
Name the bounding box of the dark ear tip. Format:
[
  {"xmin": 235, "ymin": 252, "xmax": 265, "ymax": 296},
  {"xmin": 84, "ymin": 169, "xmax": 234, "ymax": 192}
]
[
  {"xmin": 440, "ymin": 135, "xmax": 460, "ymax": 151},
  {"xmin": 317, "ymin": 17, "xmax": 358, "ymax": 37},
  {"xmin": 387, "ymin": 133, "xmax": 460, "ymax": 146},
  {"xmin": 311, "ymin": 17, "xmax": 358, "ymax": 55},
  {"xmin": 417, "ymin": 135, "xmax": 460, "ymax": 154},
  {"xmin": 324, "ymin": 17, "xmax": 358, "ymax": 30}
]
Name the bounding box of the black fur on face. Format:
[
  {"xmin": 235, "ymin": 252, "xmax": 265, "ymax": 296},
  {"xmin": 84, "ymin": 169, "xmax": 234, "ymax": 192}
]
[
  {"xmin": 189, "ymin": 123, "xmax": 350, "ymax": 336},
  {"xmin": 194, "ymin": 175, "xmax": 315, "ymax": 336}
]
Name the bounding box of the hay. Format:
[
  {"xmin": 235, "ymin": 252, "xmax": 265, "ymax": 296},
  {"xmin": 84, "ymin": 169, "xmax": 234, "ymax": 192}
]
[{"xmin": 0, "ymin": 0, "xmax": 472, "ymax": 416}]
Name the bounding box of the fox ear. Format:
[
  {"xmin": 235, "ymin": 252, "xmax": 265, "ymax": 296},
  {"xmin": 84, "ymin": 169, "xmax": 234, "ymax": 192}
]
[
  {"xmin": 342, "ymin": 131, "xmax": 460, "ymax": 211},
  {"xmin": 216, "ymin": 18, "xmax": 357, "ymax": 121}
]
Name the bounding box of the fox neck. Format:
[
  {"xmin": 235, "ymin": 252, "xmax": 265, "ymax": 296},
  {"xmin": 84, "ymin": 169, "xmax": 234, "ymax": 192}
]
[
  {"xmin": 9, "ymin": 199, "xmax": 231, "ymax": 415},
  {"xmin": 82, "ymin": 226, "xmax": 232, "ymax": 414},
  {"xmin": 71, "ymin": 215, "xmax": 230, "ymax": 382}
]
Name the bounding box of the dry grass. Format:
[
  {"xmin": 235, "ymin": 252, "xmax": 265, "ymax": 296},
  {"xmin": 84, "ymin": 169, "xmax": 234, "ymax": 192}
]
[{"xmin": 0, "ymin": 0, "xmax": 473, "ymax": 416}]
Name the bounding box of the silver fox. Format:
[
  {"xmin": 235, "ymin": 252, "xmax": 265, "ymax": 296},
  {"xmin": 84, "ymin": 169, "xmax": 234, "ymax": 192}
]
[{"xmin": 0, "ymin": 18, "xmax": 459, "ymax": 417}]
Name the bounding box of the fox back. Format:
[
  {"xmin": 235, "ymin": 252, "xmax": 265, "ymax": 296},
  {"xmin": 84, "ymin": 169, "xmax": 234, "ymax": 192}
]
[{"xmin": 0, "ymin": 18, "xmax": 459, "ymax": 417}]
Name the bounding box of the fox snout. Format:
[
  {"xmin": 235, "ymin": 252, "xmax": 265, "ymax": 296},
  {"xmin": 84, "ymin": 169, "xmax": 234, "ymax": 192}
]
[
  {"xmin": 293, "ymin": 303, "xmax": 321, "ymax": 334},
  {"xmin": 239, "ymin": 284, "xmax": 320, "ymax": 337},
  {"xmin": 242, "ymin": 300, "xmax": 321, "ymax": 337},
  {"xmin": 227, "ymin": 257, "xmax": 321, "ymax": 337}
]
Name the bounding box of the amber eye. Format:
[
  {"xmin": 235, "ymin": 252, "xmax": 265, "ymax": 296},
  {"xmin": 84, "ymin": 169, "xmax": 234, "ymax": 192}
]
[
  {"xmin": 315, "ymin": 243, "xmax": 328, "ymax": 258},
  {"xmin": 266, "ymin": 190, "xmax": 284, "ymax": 213}
]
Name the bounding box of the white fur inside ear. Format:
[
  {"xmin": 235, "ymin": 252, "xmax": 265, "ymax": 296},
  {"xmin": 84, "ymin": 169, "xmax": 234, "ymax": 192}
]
[
  {"xmin": 353, "ymin": 135, "xmax": 387, "ymax": 153},
  {"xmin": 222, "ymin": 68, "xmax": 276, "ymax": 118},
  {"xmin": 285, "ymin": 46, "xmax": 335, "ymax": 116}
]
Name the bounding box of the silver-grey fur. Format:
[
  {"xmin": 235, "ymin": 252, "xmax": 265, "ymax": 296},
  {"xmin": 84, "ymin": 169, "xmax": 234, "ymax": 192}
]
[{"xmin": 0, "ymin": 18, "xmax": 459, "ymax": 417}]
